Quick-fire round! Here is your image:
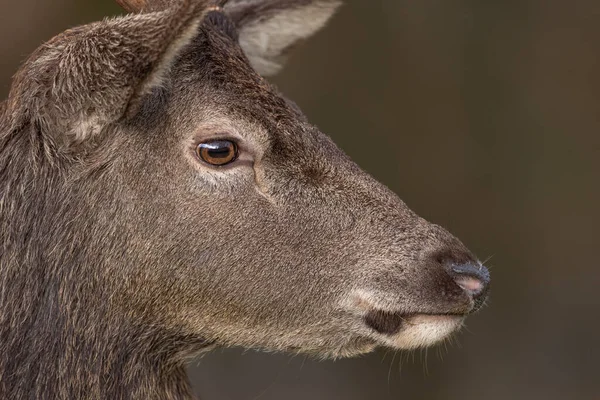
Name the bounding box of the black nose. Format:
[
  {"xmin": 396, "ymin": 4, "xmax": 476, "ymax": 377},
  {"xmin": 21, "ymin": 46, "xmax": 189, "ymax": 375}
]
[{"xmin": 449, "ymin": 262, "xmax": 491, "ymax": 302}]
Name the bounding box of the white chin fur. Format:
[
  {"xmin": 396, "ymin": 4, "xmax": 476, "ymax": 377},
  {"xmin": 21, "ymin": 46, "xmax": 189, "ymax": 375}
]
[{"xmin": 383, "ymin": 315, "xmax": 464, "ymax": 349}]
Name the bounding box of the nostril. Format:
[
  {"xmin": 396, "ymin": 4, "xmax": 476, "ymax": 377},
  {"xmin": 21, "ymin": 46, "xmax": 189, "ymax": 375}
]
[
  {"xmin": 450, "ymin": 263, "xmax": 490, "ymax": 298},
  {"xmin": 454, "ymin": 275, "xmax": 485, "ymax": 296}
]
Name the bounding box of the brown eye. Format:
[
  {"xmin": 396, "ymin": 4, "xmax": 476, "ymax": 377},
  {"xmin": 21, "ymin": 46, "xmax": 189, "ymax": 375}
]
[{"xmin": 196, "ymin": 140, "xmax": 238, "ymax": 166}]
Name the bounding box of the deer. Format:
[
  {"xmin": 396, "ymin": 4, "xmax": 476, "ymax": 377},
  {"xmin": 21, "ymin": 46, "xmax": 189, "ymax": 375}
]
[{"xmin": 0, "ymin": 0, "xmax": 490, "ymax": 398}]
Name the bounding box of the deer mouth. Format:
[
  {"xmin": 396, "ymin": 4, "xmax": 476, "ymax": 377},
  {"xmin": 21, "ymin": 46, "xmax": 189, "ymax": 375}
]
[
  {"xmin": 343, "ymin": 290, "xmax": 470, "ymax": 346},
  {"xmin": 363, "ymin": 310, "xmax": 463, "ymax": 334},
  {"xmin": 342, "ymin": 290, "xmax": 469, "ymax": 349},
  {"xmin": 362, "ymin": 310, "xmax": 465, "ymax": 349},
  {"xmin": 363, "ymin": 310, "xmax": 412, "ymax": 335}
]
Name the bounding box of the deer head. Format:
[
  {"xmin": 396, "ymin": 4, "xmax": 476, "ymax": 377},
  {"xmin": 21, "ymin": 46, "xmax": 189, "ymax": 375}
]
[{"xmin": 0, "ymin": 0, "xmax": 489, "ymax": 397}]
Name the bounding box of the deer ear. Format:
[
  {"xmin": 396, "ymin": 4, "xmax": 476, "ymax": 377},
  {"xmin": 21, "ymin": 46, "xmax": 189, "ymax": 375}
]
[
  {"xmin": 7, "ymin": 0, "xmax": 211, "ymax": 143},
  {"xmin": 224, "ymin": 0, "xmax": 341, "ymax": 76}
]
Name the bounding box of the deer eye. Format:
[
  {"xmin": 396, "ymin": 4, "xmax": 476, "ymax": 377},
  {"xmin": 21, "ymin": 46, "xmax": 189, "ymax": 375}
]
[{"xmin": 196, "ymin": 140, "xmax": 238, "ymax": 166}]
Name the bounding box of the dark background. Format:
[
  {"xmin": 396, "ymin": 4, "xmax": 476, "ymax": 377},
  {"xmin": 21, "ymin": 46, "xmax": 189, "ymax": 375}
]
[{"xmin": 2, "ymin": 1, "xmax": 599, "ymax": 399}]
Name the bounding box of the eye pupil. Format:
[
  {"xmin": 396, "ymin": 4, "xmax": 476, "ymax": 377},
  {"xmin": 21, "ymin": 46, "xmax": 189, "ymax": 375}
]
[
  {"xmin": 197, "ymin": 140, "xmax": 237, "ymax": 166},
  {"xmin": 205, "ymin": 145, "xmax": 229, "ymax": 158}
]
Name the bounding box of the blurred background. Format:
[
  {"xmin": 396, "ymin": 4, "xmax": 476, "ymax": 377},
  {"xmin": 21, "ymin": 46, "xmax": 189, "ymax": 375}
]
[{"xmin": 2, "ymin": 0, "xmax": 599, "ymax": 399}]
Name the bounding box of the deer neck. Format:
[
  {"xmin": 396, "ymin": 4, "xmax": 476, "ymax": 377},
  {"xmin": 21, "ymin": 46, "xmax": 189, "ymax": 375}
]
[
  {"xmin": 0, "ymin": 137, "xmax": 202, "ymax": 399},
  {"xmin": 0, "ymin": 298, "xmax": 202, "ymax": 399}
]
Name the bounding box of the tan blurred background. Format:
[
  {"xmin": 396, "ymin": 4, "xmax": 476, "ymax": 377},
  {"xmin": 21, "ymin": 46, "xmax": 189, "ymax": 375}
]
[{"xmin": 2, "ymin": 0, "xmax": 599, "ymax": 399}]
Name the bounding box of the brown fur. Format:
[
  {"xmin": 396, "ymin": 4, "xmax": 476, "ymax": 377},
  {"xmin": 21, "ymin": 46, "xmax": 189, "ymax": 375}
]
[{"xmin": 0, "ymin": 1, "xmax": 489, "ymax": 399}]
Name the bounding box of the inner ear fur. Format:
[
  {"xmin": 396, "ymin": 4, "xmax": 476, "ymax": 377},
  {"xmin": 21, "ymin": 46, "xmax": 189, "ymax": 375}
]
[
  {"xmin": 5, "ymin": 0, "xmax": 212, "ymax": 144},
  {"xmin": 223, "ymin": 0, "xmax": 342, "ymax": 76}
]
